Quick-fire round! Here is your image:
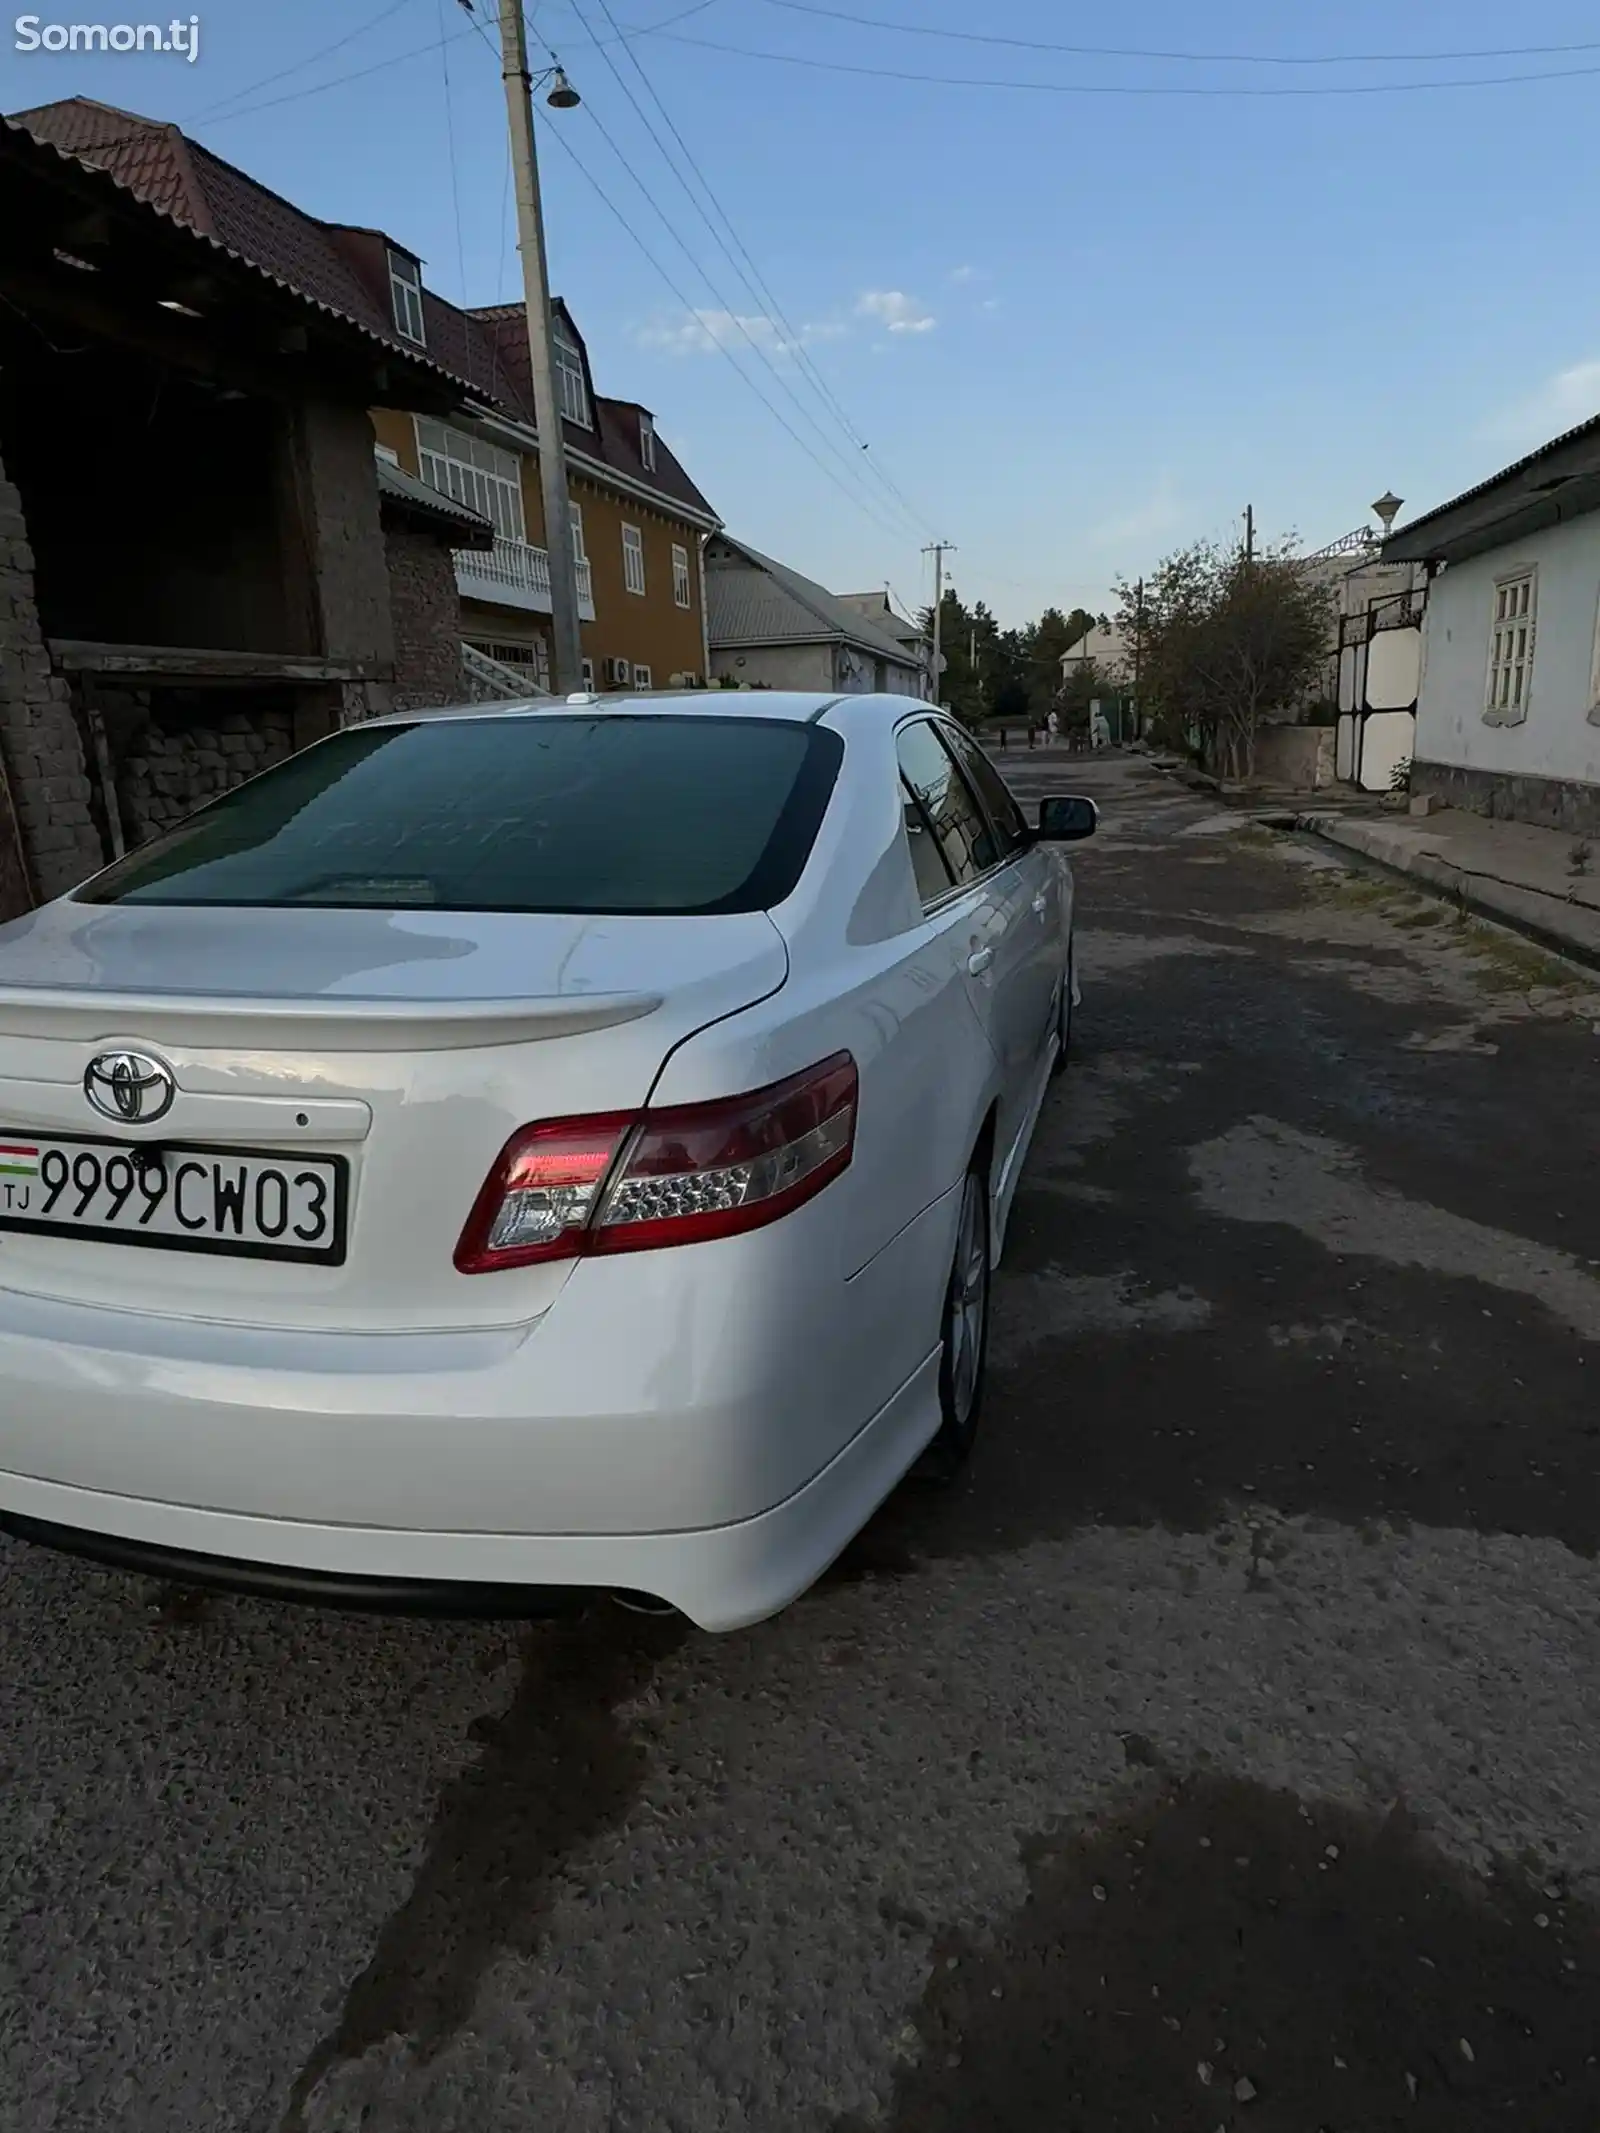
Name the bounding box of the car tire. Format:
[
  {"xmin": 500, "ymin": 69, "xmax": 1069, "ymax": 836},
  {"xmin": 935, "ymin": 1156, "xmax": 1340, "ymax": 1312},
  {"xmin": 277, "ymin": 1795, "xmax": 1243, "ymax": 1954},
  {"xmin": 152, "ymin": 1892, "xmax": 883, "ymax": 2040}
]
[
  {"xmin": 1050, "ymin": 940, "xmax": 1075, "ymax": 1076},
  {"xmin": 920, "ymin": 1153, "xmax": 992, "ymax": 1483}
]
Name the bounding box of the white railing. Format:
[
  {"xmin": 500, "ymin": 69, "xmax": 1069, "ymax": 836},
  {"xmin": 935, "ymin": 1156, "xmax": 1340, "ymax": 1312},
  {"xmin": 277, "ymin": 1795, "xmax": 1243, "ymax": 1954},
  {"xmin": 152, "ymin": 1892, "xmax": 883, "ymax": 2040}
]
[
  {"xmin": 453, "ymin": 535, "xmax": 596, "ymax": 620},
  {"xmin": 460, "ymin": 641, "xmax": 551, "ymax": 702}
]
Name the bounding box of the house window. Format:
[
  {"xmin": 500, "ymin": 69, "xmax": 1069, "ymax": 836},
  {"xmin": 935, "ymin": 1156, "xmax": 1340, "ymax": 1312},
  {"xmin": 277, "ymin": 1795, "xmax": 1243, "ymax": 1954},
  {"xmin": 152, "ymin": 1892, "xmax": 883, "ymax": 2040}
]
[
  {"xmin": 640, "ymin": 413, "xmax": 657, "ymax": 472},
  {"xmin": 672, "ymin": 542, "xmax": 692, "ymax": 609},
  {"xmin": 633, "ymin": 665, "xmax": 653, "ymax": 690},
  {"xmin": 581, "ymin": 658, "xmax": 595, "ymax": 689},
  {"xmin": 622, "ymin": 523, "xmax": 646, "ymax": 596},
  {"xmin": 1486, "ymin": 568, "xmax": 1536, "ymax": 723},
  {"xmin": 1590, "ymin": 585, "xmax": 1600, "ymax": 713},
  {"xmin": 415, "ymin": 419, "xmax": 525, "ymax": 542},
  {"xmin": 570, "ymin": 500, "xmax": 587, "ymax": 564},
  {"xmin": 388, "ymin": 250, "xmax": 426, "ymax": 346},
  {"xmin": 554, "ymin": 324, "xmax": 591, "ymax": 427}
]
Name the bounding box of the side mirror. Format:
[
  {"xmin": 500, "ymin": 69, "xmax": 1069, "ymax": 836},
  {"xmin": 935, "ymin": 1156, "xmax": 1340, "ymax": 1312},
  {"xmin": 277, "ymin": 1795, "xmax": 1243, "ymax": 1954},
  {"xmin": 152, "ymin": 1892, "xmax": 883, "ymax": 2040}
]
[{"xmin": 1037, "ymin": 794, "xmax": 1098, "ymax": 842}]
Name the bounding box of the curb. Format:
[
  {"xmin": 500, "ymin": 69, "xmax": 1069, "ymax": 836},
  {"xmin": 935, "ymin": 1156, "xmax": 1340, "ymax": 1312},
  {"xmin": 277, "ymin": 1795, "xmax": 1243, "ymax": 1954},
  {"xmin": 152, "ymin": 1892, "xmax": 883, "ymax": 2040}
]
[{"xmin": 1295, "ymin": 813, "xmax": 1600, "ymax": 980}]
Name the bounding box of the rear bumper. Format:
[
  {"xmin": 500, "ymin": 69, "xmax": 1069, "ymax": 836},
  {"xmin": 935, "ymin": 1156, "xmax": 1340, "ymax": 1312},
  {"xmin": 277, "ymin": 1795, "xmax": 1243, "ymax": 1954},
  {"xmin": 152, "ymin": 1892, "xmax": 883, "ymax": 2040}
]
[{"xmin": 0, "ymin": 1348, "xmax": 939, "ymax": 1632}]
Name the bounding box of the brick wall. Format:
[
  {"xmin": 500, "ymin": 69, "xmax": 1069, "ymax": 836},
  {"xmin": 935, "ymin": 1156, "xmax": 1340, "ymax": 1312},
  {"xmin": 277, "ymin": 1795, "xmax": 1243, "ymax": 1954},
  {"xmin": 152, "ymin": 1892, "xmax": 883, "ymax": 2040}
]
[
  {"xmin": 117, "ymin": 707, "xmax": 296, "ymax": 848},
  {"xmin": 386, "ymin": 524, "xmax": 464, "ymax": 711},
  {"xmin": 0, "ymin": 446, "xmax": 105, "ymax": 903}
]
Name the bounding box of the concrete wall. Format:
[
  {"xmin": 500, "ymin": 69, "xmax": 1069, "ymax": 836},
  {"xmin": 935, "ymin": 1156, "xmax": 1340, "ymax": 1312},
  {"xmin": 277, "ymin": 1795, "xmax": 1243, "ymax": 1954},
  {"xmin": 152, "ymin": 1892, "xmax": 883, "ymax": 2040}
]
[
  {"xmin": 709, "ymin": 641, "xmax": 834, "ymax": 691},
  {"xmin": 0, "ymin": 446, "xmax": 104, "ymax": 904},
  {"xmin": 385, "ymin": 525, "xmax": 464, "ymax": 711},
  {"xmin": 1415, "ymin": 515, "xmax": 1600, "ymax": 792},
  {"xmin": 1252, "ymin": 725, "xmax": 1337, "ymax": 790}
]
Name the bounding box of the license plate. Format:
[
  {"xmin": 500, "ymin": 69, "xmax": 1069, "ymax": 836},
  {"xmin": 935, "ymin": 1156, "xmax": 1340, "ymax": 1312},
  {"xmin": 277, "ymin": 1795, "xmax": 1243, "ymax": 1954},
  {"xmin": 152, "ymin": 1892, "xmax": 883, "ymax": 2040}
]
[{"xmin": 0, "ymin": 1133, "xmax": 348, "ymax": 1265}]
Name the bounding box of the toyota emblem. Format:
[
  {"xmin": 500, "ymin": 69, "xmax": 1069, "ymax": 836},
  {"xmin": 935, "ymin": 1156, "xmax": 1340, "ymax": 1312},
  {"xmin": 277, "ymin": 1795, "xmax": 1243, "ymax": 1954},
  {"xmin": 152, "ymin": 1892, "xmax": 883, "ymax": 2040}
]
[{"xmin": 83, "ymin": 1050, "xmax": 177, "ymax": 1125}]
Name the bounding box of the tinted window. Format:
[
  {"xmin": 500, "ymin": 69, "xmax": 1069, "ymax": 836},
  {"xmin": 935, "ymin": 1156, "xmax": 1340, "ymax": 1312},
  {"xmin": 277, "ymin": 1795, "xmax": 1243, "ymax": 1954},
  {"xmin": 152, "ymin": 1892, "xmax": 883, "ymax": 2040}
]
[
  {"xmin": 901, "ymin": 778, "xmax": 956, "ymax": 905},
  {"xmin": 896, "ymin": 720, "xmax": 998, "ymax": 887},
  {"xmin": 80, "ymin": 715, "xmax": 842, "ymax": 916},
  {"xmin": 939, "ymin": 724, "xmax": 1030, "ymax": 857}
]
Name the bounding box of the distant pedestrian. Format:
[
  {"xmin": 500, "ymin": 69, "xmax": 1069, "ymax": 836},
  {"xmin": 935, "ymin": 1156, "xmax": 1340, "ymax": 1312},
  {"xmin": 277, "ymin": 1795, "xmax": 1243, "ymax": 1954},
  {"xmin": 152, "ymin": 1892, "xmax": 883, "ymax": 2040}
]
[{"xmin": 1046, "ymin": 710, "xmax": 1060, "ymax": 742}]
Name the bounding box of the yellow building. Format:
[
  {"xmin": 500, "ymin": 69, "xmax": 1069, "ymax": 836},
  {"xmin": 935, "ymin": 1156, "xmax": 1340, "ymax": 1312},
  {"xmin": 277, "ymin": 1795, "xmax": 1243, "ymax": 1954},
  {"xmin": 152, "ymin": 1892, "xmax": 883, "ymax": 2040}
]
[{"xmin": 372, "ymin": 300, "xmax": 719, "ymax": 694}]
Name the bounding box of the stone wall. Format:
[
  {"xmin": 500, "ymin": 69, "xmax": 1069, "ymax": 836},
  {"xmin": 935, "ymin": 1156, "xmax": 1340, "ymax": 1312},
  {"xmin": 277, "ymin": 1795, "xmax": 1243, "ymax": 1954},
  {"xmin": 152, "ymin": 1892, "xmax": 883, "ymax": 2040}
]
[
  {"xmin": 0, "ymin": 447, "xmax": 105, "ymax": 904},
  {"xmin": 117, "ymin": 707, "xmax": 296, "ymax": 848},
  {"xmin": 1413, "ymin": 758, "xmax": 1600, "ymax": 840},
  {"xmin": 385, "ymin": 524, "xmax": 464, "ymax": 711}
]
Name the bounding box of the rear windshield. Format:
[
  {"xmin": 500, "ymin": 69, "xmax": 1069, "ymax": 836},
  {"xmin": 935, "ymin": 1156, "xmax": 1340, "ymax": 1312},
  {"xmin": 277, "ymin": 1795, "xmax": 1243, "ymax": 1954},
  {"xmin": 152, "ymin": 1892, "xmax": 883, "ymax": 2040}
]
[{"xmin": 78, "ymin": 714, "xmax": 843, "ymax": 916}]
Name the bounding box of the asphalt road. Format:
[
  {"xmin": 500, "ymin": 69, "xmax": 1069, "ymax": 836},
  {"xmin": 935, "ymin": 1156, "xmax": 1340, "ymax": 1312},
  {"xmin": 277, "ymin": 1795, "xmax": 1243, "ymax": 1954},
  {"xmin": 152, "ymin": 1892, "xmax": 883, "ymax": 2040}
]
[{"xmin": 7, "ymin": 752, "xmax": 1600, "ymax": 2132}]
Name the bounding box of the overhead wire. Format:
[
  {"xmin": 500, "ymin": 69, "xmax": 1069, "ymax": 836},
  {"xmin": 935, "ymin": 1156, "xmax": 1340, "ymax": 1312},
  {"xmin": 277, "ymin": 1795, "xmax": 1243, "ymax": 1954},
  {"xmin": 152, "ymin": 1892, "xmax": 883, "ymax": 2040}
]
[
  {"xmin": 639, "ymin": 23, "xmax": 1600, "ymax": 98},
  {"xmin": 181, "ymin": 0, "xmax": 426, "ymax": 125},
  {"xmin": 748, "ymin": 0, "xmax": 1600, "ymax": 69},
  {"xmin": 438, "ymin": 0, "xmax": 471, "ymax": 306},
  {"xmin": 532, "ymin": 5, "xmax": 931, "ymax": 543},
  {"xmin": 572, "ymin": 0, "xmax": 941, "ymax": 543},
  {"xmin": 459, "ymin": 7, "xmax": 919, "ymax": 544}
]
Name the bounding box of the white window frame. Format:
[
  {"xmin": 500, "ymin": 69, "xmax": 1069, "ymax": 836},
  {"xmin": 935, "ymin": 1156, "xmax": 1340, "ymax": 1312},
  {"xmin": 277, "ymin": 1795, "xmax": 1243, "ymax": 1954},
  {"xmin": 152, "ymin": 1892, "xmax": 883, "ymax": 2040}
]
[
  {"xmin": 672, "ymin": 541, "xmax": 692, "ymax": 609},
  {"xmin": 633, "ymin": 664, "xmax": 653, "ymax": 690},
  {"xmin": 581, "ymin": 657, "xmax": 595, "ymax": 689},
  {"xmin": 639, "ymin": 413, "xmax": 657, "ymax": 472},
  {"xmin": 373, "ymin": 443, "xmax": 400, "ymax": 466},
  {"xmin": 622, "ymin": 522, "xmax": 646, "ymax": 597},
  {"xmin": 1484, "ymin": 565, "xmax": 1536, "ymax": 725},
  {"xmin": 414, "ymin": 419, "xmax": 525, "ymax": 543},
  {"xmin": 569, "ymin": 500, "xmax": 587, "ymax": 564},
  {"xmin": 388, "ymin": 250, "xmax": 426, "ymax": 347},
  {"xmin": 1589, "ymin": 582, "xmax": 1600, "ymax": 715},
  {"xmin": 553, "ymin": 326, "xmax": 591, "ymax": 428}
]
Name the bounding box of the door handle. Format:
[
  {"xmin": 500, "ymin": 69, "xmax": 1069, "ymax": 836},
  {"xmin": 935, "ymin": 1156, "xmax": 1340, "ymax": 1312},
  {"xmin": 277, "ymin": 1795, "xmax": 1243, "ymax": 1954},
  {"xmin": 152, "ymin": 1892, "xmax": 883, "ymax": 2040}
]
[{"xmin": 967, "ymin": 947, "xmax": 993, "ymax": 975}]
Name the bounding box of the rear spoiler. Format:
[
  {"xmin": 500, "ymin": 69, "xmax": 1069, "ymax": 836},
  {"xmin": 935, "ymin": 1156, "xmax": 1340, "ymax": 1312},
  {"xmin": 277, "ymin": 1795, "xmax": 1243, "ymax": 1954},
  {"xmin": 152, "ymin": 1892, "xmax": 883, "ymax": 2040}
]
[{"xmin": 0, "ymin": 988, "xmax": 663, "ymax": 1052}]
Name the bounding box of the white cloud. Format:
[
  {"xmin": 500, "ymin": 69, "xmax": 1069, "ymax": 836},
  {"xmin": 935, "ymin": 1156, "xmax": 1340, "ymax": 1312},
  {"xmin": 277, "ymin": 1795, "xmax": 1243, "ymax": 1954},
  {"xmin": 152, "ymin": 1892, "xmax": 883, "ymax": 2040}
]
[
  {"xmin": 636, "ymin": 308, "xmax": 852, "ymax": 359},
  {"xmin": 856, "ymin": 288, "xmax": 936, "ymax": 335},
  {"xmin": 1480, "ymin": 359, "xmax": 1600, "ymax": 451},
  {"xmin": 1090, "ymin": 474, "xmax": 1185, "ymax": 553},
  {"xmin": 980, "ymin": 297, "xmax": 1000, "ymax": 313},
  {"xmin": 948, "ymin": 263, "xmax": 977, "ymax": 283}
]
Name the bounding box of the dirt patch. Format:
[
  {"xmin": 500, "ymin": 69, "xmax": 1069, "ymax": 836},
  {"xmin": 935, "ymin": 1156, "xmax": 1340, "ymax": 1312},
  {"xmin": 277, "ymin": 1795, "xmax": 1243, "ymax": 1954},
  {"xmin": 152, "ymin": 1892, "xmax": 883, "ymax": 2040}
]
[
  {"xmin": 840, "ymin": 1774, "xmax": 1600, "ymax": 2132},
  {"xmin": 991, "ymin": 1270, "xmax": 1212, "ymax": 1366}
]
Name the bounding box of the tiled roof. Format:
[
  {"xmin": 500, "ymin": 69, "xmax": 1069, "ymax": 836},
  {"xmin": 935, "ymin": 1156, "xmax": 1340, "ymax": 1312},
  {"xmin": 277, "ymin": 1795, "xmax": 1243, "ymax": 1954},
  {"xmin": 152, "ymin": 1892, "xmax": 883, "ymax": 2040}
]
[
  {"xmin": 3, "ymin": 101, "xmax": 476, "ymax": 394},
  {"xmin": 375, "ymin": 455, "xmax": 494, "ymax": 548},
  {"xmin": 706, "ymin": 535, "xmax": 924, "ymax": 669}
]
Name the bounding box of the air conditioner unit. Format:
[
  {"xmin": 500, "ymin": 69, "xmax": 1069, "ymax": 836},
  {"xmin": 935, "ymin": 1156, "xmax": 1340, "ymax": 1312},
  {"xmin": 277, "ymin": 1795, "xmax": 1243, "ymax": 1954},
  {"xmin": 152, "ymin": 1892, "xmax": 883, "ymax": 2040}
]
[{"xmin": 604, "ymin": 657, "xmax": 632, "ymax": 686}]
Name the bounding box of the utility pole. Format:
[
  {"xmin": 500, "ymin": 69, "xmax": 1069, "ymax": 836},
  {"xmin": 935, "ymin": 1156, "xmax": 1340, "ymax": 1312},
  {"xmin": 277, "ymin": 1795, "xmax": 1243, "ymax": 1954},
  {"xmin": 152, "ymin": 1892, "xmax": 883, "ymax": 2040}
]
[
  {"xmin": 1132, "ymin": 575, "xmax": 1144, "ymax": 738},
  {"xmin": 923, "ymin": 541, "xmax": 954, "ymax": 705},
  {"xmin": 498, "ymin": 0, "xmax": 584, "ymax": 696},
  {"xmin": 1243, "ymin": 504, "xmax": 1255, "ymax": 566}
]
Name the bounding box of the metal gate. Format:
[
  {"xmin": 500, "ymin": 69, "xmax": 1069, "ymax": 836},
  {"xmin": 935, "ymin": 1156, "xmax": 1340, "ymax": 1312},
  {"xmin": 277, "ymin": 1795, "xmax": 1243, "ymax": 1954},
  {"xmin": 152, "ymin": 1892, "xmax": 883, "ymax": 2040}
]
[{"xmin": 1337, "ymin": 585, "xmax": 1424, "ymax": 792}]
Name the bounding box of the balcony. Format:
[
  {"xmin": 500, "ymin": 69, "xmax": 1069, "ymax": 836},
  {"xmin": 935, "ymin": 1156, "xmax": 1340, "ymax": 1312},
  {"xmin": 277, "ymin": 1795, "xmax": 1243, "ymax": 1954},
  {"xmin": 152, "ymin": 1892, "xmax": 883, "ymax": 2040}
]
[{"xmin": 453, "ymin": 535, "xmax": 596, "ymax": 620}]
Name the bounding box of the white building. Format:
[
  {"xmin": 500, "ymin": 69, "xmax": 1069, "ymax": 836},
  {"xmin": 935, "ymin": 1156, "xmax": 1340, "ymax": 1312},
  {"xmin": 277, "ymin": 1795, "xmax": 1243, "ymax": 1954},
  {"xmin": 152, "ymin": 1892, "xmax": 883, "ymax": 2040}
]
[
  {"xmin": 704, "ymin": 535, "xmax": 928, "ymax": 697},
  {"xmin": 1384, "ymin": 418, "xmax": 1600, "ymax": 832}
]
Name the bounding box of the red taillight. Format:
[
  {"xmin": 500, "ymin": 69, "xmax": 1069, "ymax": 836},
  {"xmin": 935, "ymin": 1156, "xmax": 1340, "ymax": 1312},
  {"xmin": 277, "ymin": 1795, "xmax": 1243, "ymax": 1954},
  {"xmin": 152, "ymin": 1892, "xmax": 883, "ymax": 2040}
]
[{"xmin": 453, "ymin": 1053, "xmax": 858, "ymax": 1275}]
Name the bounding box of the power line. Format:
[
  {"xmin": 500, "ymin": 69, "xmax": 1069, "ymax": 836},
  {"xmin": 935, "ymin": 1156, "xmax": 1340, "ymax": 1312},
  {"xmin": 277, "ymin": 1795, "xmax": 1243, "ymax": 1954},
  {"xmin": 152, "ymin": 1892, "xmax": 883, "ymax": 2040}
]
[
  {"xmin": 182, "ymin": 0, "xmax": 426, "ymax": 125},
  {"xmin": 642, "ymin": 24, "xmax": 1600, "ymax": 98},
  {"xmin": 572, "ymin": 0, "xmax": 941, "ymax": 541},
  {"xmin": 438, "ymin": 0, "xmax": 471, "ymax": 306},
  {"xmin": 751, "ymin": 0, "xmax": 1600, "ymax": 69},
  {"xmin": 187, "ymin": 26, "xmax": 481, "ymax": 129},
  {"xmin": 459, "ymin": 5, "xmax": 918, "ymax": 543},
  {"xmin": 548, "ymin": 5, "xmax": 931, "ymax": 542}
]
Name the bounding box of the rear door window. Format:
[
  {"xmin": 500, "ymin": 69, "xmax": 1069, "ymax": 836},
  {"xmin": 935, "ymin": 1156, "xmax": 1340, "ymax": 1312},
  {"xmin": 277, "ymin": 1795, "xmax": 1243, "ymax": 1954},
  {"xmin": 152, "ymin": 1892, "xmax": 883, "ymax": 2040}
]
[
  {"xmin": 78, "ymin": 715, "xmax": 843, "ymax": 916},
  {"xmin": 896, "ymin": 719, "xmax": 999, "ymax": 887},
  {"xmin": 938, "ymin": 723, "xmax": 1031, "ymax": 860}
]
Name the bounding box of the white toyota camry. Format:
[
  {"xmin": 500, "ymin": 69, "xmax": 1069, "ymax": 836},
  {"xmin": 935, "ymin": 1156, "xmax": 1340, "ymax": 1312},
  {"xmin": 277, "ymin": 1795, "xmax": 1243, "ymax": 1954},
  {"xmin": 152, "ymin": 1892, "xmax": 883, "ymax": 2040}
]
[{"xmin": 0, "ymin": 691, "xmax": 1094, "ymax": 1630}]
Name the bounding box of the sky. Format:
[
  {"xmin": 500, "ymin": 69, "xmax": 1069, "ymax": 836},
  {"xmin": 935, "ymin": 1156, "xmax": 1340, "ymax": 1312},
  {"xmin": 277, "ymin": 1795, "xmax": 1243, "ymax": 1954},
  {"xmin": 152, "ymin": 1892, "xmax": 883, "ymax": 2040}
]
[{"xmin": 5, "ymin": 0, "xmax": 1600, "ymax": 624}]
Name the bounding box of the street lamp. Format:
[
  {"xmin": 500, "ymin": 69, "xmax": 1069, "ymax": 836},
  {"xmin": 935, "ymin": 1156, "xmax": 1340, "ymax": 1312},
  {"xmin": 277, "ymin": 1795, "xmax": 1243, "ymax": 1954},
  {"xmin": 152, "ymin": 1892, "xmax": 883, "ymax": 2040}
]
[
  {"xmin": 1371, "ymin": 490, "xmax": 1404, "ymax": 538},
  {"xmin": 545, "ymin": 66, "xmax": 581, "ymax": 109}
]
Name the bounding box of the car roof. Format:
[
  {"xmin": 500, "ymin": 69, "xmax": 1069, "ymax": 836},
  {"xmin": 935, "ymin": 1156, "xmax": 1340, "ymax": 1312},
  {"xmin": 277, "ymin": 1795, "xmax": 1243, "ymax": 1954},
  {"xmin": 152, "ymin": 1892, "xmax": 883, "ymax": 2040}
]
[{"xmin": 370, "ymin": 690, "xmax": 930, "ymax": 728}]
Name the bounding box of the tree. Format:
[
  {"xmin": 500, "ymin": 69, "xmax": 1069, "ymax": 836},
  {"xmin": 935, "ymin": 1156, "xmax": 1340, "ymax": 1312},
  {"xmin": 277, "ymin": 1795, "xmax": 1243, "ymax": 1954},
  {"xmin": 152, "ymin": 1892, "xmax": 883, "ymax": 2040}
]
[{"xmin": 1113, "ymin": 537, "xmax": 1333, "ymax": 778}]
